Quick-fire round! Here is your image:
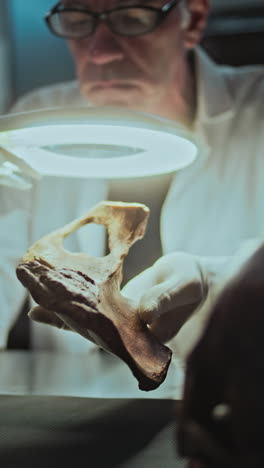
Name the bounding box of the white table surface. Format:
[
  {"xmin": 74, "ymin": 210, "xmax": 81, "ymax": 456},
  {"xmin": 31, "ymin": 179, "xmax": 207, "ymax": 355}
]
[{"xmin": 0, "ymin": 349, "xmax": 184, "ymax": 400}]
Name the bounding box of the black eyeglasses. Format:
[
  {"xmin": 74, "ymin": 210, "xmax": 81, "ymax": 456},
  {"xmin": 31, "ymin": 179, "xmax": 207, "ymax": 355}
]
[{"xmin": 45, "ymin": 0, "xmax": 182, "ymax": 38}]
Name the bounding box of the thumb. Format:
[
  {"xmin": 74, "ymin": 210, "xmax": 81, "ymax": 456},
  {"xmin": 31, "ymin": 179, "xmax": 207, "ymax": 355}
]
[
  {"xmin": 122, "ymin": 265, "xmax": 158, "ymax": 307},
  {"xmin": 138, "ymin": 253, "xmax": 205, "ymax": 323},
  {"xmin": 122, "ymin": 253, "xmax": 205, "ymax": 325},
  {"xmin": 139, "ymin": 274, "xmax": 204, "ymax": 324}
]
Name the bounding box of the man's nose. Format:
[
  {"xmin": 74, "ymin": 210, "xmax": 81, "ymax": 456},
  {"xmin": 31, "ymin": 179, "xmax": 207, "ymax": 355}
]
[{"xmin": 86, "ymin": 24, "xmax": 125, "ymax": 65}]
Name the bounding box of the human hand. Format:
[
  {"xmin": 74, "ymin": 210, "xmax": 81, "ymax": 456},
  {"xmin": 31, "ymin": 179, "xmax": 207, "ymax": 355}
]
[
  {"xmin": 122, "ymin": 241, "xmax": 263, "ymax": 359},
  {"xmin": 122, "ymin": 252, "xmax": 225, "ymax": 346}
]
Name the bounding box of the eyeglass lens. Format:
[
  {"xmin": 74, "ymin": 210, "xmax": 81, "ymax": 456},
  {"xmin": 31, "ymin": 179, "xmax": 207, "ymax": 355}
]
[{"xmin": 49, "ymin": 8, "xmax": 160, "ymax": 38}]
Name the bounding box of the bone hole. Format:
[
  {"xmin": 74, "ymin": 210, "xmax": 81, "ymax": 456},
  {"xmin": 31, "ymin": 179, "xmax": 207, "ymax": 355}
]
[{"xmin": 63, "ymin": 223, "xmax": 109, "ymax": 257}]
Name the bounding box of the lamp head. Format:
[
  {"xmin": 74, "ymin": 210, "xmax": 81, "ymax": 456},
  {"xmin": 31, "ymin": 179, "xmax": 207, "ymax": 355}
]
[{"xmin": 0, "ymin": 107, "xmax": 198, "ymax": 184}]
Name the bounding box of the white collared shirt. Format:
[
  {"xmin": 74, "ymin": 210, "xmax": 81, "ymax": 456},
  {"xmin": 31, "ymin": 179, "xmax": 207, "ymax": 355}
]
[
  {"xmin": 162, "ymin": 48, "xmax": 264, "ymax": 256},
  {"xmin": 1, "ymin": 48, "xmax": 264, "ymax": 351}
]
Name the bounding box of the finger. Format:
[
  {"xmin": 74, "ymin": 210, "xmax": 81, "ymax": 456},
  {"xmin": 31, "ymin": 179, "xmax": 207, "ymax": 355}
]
[
  {"xmin": 28, "ymin": 306, "xmax": 73, "ymax": 331},
  {"xmin": 122, "ymin": 254, "xmax": 184, "ymax": 303},
  {"xmin": 139, "ymin": 278, "xmax": 203, "ymax": 324},
  {"xmin": 121, "ymin": 265, "xmax": 157, "ymax": 305},
  {"xmin": 149, "ymin": 303, "xmax": 198, "ymax": 343}
]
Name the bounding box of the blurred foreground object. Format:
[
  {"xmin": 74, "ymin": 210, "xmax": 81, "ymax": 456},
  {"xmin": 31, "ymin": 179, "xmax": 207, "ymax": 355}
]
[
  {"xmin": 16, "ymin": 201, "xmax": 172, "ymax": 391},
  {"xmin": 177, "ymin": 243, "xmax": 264, "ymax": 467}
]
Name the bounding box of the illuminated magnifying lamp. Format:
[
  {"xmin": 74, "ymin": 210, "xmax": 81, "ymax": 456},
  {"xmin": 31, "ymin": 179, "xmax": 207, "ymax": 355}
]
[{"xmin": 0, "ymin": 107, "xmax": 198, "ymax": 188}]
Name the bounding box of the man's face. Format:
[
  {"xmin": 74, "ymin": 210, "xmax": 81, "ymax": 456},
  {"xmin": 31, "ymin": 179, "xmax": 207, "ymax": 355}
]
[{"xmin": 61, "ymin": 0, "xmax": 204, "ymax": 111}]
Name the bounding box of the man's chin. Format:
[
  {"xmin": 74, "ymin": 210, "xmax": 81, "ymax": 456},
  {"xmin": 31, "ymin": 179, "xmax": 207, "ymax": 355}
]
[{"xmin": 81, "ymin": 84, "xmax": 145, "ymax": 108}]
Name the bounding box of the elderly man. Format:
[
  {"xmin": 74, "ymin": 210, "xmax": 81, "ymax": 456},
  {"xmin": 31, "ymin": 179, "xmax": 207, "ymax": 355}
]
[{"xmin": 2, "ymin": 0, "xmax": 264, "ymax": 355}]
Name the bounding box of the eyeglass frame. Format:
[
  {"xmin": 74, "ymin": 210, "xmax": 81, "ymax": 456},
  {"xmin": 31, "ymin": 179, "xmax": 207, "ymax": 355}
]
[{"xmin": 44, "ymin": 0, "xmax": 183, "ymax": 39}]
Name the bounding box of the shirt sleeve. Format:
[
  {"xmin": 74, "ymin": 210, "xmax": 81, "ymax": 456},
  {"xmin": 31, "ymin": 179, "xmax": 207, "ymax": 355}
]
[
  {"xmin": 0, "ymin": 185, "xmax": 33, "ymax": 348},
  {"xmin": 0, "ymin": 92, "xmax": 40, "ymax": 348},
  {"xmin": 9, "ymin": 81, "xmax": 83, "ymax": 113},
  {"xmin": 10, "ymin": 90, "xmax": 55, "ymax": 113}
]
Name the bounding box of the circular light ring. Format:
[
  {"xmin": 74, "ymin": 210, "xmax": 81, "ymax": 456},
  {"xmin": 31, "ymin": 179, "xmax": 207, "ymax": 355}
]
[{"xmin": 3, "ymin": 124, "xmax": 197, "ymax": 179}]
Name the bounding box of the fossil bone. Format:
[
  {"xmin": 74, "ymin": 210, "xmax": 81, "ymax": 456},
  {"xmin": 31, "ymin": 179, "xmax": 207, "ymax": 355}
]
[{"xmin": 16, "ymin": 201, "xmax": 172, "ymax": 391}]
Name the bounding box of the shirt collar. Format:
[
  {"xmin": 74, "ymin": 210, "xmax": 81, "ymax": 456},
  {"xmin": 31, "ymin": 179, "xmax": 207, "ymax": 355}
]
[{"xmin": 193, "ymin": 47, "xmax": 235, "ymax": 125}]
